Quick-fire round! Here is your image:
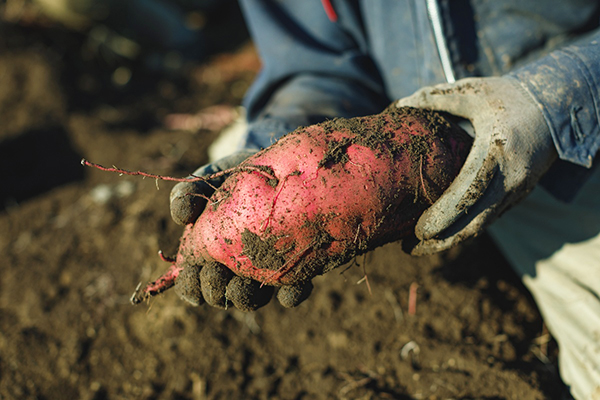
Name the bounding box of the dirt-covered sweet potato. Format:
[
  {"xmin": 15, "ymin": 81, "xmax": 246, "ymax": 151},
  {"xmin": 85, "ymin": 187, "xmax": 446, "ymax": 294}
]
[
  {"xmin": 176, "ymin": 105, "xmax": 471, "ymax": 287},
  {"xmin": 86, "ymin": 105, "xmax": 472, "ymax": 304}
]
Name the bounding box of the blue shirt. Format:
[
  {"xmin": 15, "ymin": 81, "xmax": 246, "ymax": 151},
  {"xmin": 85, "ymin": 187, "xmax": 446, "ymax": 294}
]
[{"xmin": 238, "ymin": 0, "xmax": 600, "ymax": 201}]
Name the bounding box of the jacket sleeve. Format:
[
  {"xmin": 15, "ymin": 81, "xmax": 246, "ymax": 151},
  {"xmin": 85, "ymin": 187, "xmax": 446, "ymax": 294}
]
[
  {"xmin": 509, "ymin": 30, "xmax": 600, "ymax": 200},
  {"xmin": 237, "ymin": 0, "xmax": 389, "ymax": 150}
]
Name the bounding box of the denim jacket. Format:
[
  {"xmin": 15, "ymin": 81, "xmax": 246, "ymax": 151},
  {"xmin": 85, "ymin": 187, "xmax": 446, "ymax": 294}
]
[{"xmin": 238, "ymin": 0, "xmax": 600, "ymax": 201}]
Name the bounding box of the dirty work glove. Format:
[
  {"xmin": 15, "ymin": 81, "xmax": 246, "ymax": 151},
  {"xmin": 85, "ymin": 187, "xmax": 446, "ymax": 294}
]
[
  {"xmin": 397, "ymin": 76, "xmax": 558, "ymax": 255},
  {"xmin": 169, "ymin": 150, "xmax": 314, "ymax": 310}
]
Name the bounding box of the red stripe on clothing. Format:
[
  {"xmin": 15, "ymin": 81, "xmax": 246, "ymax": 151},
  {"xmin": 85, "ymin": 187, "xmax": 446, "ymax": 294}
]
[{"xmin": 321, "ymin": 0, "xmax": 338, "ymax": 22}]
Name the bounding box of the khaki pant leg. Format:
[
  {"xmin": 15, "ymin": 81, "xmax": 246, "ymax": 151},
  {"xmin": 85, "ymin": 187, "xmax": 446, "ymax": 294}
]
[{"xmin": 488, "ymin": 168, "xmax": 600, "ymax": 400}]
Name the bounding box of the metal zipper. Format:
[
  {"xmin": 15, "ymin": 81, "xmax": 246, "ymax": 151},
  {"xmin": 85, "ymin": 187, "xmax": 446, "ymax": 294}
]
[{"xmin": 425, "ymin": 0, "xmax": 456, "ymax": 83}]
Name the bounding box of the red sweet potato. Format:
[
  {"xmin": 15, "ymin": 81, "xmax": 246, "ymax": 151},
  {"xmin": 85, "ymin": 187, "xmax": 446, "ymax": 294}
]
[
  {"xmin": 170, "ymin": 105, "xmax": 469, "ymax": 295},
  {"xmin": 87, "ymin": 105, "xmax": 472, "ymax": 303}
]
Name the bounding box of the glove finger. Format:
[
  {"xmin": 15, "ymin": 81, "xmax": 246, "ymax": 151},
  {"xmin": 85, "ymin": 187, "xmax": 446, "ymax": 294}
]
[
  {"xmin": 397, "ymin": 79, "xmax": 488, "ymax": 121},
  {"xmin": 174, "ymin": 264, "xmax": 205, "ymax": 306},
  {"xmin": 200, "ymin": 261, "xmax": 233, "ymax": 309},
  {"xmin": 170, "ymin": 181, "xmax": 211, "ymax": 226},
  {"xmin": 410, "ymin": 204, "xmax": 498, "ymax": 256},
  {"xmin": 226, "ymin": 276, "xmax": 274, "ymax": 311},
  {"xmin": 411, "ymin": 161, "xmax": 510, "ymax": 255},
  {"xmin": 276, "ymin": 281, "xmax": 314, "ymax": 308},
  {"xmin": 415, "ymin": 143, "xmax": 498, "ymax": 240}
]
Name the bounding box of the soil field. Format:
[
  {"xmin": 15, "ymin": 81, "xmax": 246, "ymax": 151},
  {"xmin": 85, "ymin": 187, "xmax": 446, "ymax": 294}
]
[{"xmin": 0, "ymin": 4, "xmax": 563, "ymax": 399}]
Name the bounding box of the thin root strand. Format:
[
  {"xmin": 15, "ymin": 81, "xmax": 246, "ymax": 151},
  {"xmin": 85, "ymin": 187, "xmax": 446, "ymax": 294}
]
[
  {"xmin": 81, "ymin": 159, "xmax": 278, "ymax": 185},
  {"xmin": 261, "ymin": 241, "xmax": 314, "ymax": 286},
  {"xmin": 82, "ymin": 159, "xmax": 200, "ymax": 183},
  {"xmin": 408, "ymin": 282, "xmax": 419, "ymax": 315},
  {"xmin": 158, "ymin": 250, "xmax": 176, "ymax": 263},
  {"xmin": 419, "ymin": 155, "xmax": 435, "ymax": 205},
  {"xmin": 130, "ymin": 264, "xmax": 183, "ymax": 305},
  {"xmin": 185, "ymin": 192, "xmax": 212, "ymax": 202}
]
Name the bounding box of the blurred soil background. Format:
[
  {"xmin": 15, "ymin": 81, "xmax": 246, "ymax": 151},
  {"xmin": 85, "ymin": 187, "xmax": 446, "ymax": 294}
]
[{"xmin": 0, "ymin": 1, "xmax": 564, "ymax": 398}]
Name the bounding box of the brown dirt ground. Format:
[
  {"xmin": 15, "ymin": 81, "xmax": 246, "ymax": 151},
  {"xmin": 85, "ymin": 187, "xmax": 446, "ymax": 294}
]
[{"xmin": 0, "ymin": 5, "xmax": 564, "ymax": 400}]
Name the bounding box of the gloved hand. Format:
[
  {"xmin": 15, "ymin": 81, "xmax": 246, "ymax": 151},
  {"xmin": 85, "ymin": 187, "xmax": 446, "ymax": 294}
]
[
  {"xmin": 397, "ymin": 76, "xmax": 558, "ymax": 255},
  {"xmin": 170, "ymin": 150, "xmax": 314, "ymax": 310}
]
